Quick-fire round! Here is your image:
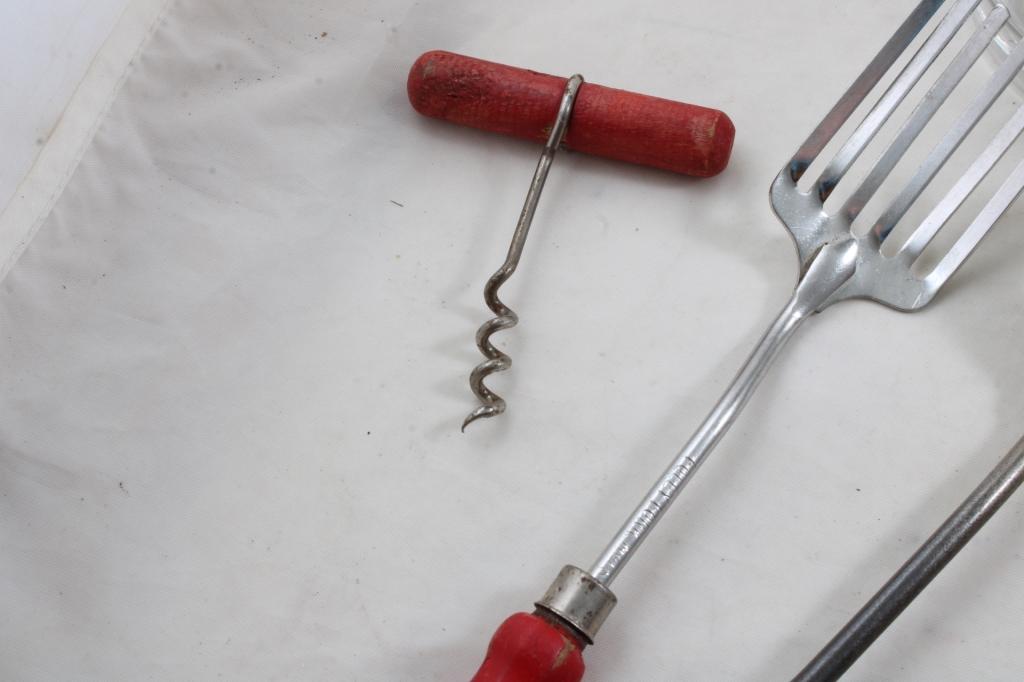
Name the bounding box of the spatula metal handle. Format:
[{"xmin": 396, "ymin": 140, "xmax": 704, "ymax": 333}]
[{"xmin": 590, "ymin": 239, "xmax": 859, "ymax": 586}]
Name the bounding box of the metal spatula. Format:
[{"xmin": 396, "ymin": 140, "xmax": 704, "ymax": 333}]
[
  {"xmin": 470, "ymin": 2, "xmax": 1024, "ymax": 679},
  {"xmin": 589, "ymin": 0, "xmax": 1024, "ymax": 590}
]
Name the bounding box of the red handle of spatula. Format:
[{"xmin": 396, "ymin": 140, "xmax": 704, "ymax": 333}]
[
  {"xmin": 408, "ymin": 50, "xmax": 735, "ymax": 177},
  {"xmin": 470, "ymin": 612, "xmax": 586, "ymax": 682}
]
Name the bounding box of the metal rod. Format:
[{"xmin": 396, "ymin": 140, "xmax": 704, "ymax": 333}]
[
  {"xmin": 792, "ymin": 434, "xmax": 1024, "ymax": 682},
  {"xmin": 462, "ymin": 74, "xmax": 584, "ymax": 431}
]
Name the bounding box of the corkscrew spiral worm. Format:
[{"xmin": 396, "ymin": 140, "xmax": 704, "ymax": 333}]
[{"xmin": 462, "ymin": 74, "xmax": 584, "ymax": 431}]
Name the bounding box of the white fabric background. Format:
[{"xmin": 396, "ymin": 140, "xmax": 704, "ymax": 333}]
[
  {"xmin": 0, "ymin": 0, "xmax": 132, "ymax": 211},
  {"xmin": 2, "ymin": 1, "xmax": 1023, "ymax": 680}
]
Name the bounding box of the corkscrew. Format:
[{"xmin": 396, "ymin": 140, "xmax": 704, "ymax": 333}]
[
  {"xmin": 460, "ymin": 74, "xmax": 584, "ymax": 431},
  {"xmin": 406, "ymin": 50, "xmax": 736, "ymax": 430}
]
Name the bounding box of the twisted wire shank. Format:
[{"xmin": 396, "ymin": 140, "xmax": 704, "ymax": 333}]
[{"xmin": 462, "ymin": 74, "xmax": 583, "ymax": 431}]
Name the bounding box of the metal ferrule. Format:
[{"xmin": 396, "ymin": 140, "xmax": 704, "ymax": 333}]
[{"xmin": 534, "ymin": 565, "xmax": 617, "ymax": 644}]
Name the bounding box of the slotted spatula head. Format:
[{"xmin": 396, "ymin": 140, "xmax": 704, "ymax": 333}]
[{"xmin": 770, "ymin": 0, "xmax": 1024, "ymax": 311}]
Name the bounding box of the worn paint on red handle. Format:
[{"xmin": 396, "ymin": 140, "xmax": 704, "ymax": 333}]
[
  {"xmin": 407, "ymin": 50, "xmax": 735, "ymax": 177},
  {"xmin": 471, "ymin": 612, "xmax": 585, "ymax": 682}
]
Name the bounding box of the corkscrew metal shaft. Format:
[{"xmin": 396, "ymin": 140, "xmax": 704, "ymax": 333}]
[{"xmin": 462, "ymin": 74, "xmax": 584, "ymax": 431}]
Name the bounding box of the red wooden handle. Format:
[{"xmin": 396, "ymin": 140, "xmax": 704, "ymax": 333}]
[
  {"xmin": 408, "ymin": 50, "xmax": 735, "ymax": 177},
  {"xmin": 470, "ymin": 612, "xmax": 585, "ymax": 682}
]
